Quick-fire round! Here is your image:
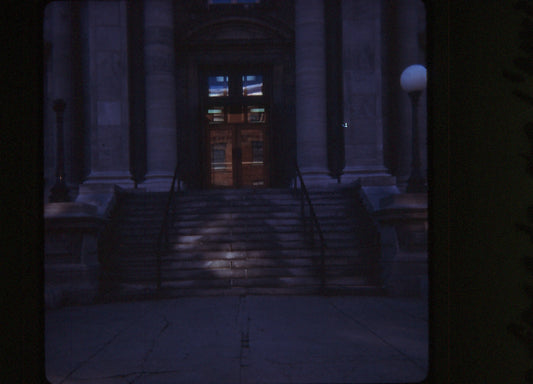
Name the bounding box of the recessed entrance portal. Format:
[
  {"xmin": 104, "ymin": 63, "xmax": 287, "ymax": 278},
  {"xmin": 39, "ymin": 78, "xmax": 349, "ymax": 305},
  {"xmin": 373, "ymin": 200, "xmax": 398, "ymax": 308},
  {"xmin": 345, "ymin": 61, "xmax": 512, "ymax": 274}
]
[
  {"xmin": 204, "ymin": 72, "xmax": 270, "ymax": 188},
  {"xmin": 208, "ymin": 122, "xmax": 268, "ymax": 188}
]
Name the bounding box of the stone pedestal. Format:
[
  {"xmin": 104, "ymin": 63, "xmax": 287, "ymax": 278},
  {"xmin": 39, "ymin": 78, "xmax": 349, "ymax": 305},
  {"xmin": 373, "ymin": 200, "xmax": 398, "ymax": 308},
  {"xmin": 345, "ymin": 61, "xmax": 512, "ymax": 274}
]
[
  {"xmin": 359, "ymin": 185, "xmax": 428, "ymax": 298},
  {"xmin": 373, "ymin": 193, "xmax": 428, "ymax": 297},
  {"xmin": 75, "ymin": 184, "xmax": 121, "ymax": 217},
  {"xmin": 295, "ymin": 0, "xmax": 330, "ymax": 184},
  {"xmin": 44, "ymin": 202, "xmax": 107, "ymax": 308}
]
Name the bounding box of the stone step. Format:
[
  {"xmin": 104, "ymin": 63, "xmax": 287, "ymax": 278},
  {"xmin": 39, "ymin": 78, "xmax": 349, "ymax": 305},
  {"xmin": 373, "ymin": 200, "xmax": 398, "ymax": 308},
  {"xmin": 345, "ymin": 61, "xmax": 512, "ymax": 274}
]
[
  {"xmin": 161, "ymin": 246, "xmax": 360, "ymax": 259},
  {"xmin": 161, "ymin": 249, "xmax": 319, "ymax": 261},
  {"xmin": 175, "ymin": 197, "xmax": 301, "ymax": 206},
  {"xmin": 112, "ymin": 257, "xmax": 372, "ymax": 274},
  {"xmin": 170, "ymin": 230, "xmax": 357, "ymax": 240},
  {"xmin": 165, "ymin": 248, "xmax": 356, "ymax": 260},
  {"xmin": 162, "ymin": 257, "xmax": 319, "ymax": 271},
  {"xmin": 170, "ymin": 224, "xmax": 356, "ymax": 235},
  {"xmin": 108, "ymin": 268, "xmax": 379, "ymax": 289},
  {"xmin": 113, "ymin": 248, "xmax": 366, "ymax": 264},
  {"xmin": 168, "ymin": 241, "xmax": 312, "ymax": 252},
  {"xmin": 171, "ymin": 218, "xmax": 304, "ymax": 229},
  {"xmin": 162, "ymin": 265, "xmax": 321, "ymax": 281},
  {"xmin": 160, "ymin": 275, "xmax": 322, "ymax": 289},
  {"xmin": 166, "ymin": 232, "xmax": 348, "ymax": 244},
  {"xmin": 108, "ymin": 265, "xmax": 377, "ymax": 284},
  {"xmin": 158, "ymin": 286, "xmax": 324, "ymax": 297},
  {"xmin": 174, "ymin": 211, "xmax": 301, "ymax": 221},
  {"xmin": 101, "ymin": 187, "xmax": 382, "ymax": 295},
  {"xmin": 98, "ymin": 284, "xmax": 383, "ymax": 302}
]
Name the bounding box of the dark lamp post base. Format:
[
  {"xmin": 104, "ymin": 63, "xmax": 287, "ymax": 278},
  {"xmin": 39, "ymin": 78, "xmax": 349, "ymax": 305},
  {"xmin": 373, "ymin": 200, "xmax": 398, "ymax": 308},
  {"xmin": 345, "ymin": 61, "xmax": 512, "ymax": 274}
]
[
  {"xmin": 406, "ymin": 174, "xmax": 426, "ymax": 193},
  {"xmin": 49, "ymin": 180, "xmax": 70, "ymax": 202}
]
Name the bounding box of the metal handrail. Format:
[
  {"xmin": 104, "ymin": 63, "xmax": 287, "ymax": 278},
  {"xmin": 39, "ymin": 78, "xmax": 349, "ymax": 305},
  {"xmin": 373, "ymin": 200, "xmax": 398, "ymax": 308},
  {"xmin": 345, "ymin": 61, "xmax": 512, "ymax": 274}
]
[
  {"xmin": 156, "ymin": 164, "xmax": 181, "ymax": 290},
  {"xmin": 293, "ymin": 162, "xmax": 327, "ymax": 291}
]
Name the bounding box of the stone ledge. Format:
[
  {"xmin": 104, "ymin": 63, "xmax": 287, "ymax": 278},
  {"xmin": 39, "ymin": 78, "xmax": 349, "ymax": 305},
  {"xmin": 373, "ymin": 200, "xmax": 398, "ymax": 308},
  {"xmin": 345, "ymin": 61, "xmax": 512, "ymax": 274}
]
[
  {"xmin": 357, "ymin": 186, "xmax": 428, "ymax": 298},
  {"xmin": 44, "ymin": 200, "xmax": 109, "ymax": 308},
  {"xmin": 45, "ymin": 202, "xmax": 98, "ymax": 217},
  {"xmin": 76, "ymin": 183, "xmax": 123, "ymax": 217},
  {"xmin": 379, "ymin": 192, "xmax": 427, "ymax": 209},
  {"xmin": 358, "ymin": 185, "xmax": 402, "ymax": 212}
]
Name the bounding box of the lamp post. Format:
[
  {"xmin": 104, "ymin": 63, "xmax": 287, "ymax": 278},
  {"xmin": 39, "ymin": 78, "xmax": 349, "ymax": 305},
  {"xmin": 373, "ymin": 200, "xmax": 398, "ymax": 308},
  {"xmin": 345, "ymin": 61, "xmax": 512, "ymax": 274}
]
[
  {"xmin": 400, "ymin": 64, "xmax": 427, "ymax": 193},
  {"xmin": 49, "ymin": 99, "xmax": 69, "ymax": 202}
]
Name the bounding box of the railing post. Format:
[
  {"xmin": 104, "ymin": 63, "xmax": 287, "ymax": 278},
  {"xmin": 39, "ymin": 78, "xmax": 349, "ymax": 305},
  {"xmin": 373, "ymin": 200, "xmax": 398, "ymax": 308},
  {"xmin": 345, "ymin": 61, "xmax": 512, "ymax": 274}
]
[
  {"xmin": 49, "ymin": 99, "xmax": 70, "ymax": 202},
  {"xmin": 294, "ymin": 161, "xmax": 327, "ymax": 294},
  {"xmin": 320, "ymin": 244, "xmax": 326, "ymax": 292},
  {"xmin": 156, "ymin": 163, "xmax": 180, "ymax": 292}
]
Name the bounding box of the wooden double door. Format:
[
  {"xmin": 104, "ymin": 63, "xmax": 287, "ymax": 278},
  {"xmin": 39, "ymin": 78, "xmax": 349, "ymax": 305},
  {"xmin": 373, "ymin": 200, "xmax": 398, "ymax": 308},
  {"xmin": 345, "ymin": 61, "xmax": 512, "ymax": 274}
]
[
  {"xmin": 204, "ymin": 72, "xmax": 270, "ymax": 188},
  {"xmin": 207, "ymin": 115, "xmax": 269, "ymax": 188}
]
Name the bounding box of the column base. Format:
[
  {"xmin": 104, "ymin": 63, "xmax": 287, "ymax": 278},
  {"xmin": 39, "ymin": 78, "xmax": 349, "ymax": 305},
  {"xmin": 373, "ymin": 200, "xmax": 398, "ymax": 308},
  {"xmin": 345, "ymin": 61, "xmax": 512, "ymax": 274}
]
[
  {"xmin": 76, "ymin": 183, "xmax": 122, "ymax": 217},
  {"xmin": 84, "ymin": 171, "xmax": 134, "ymax": 189},
  {"xmin": 298, "ymin": 167, "xmax": 337, "ymax": 186},
  {"xmin": 140, "ymin": 172, "xmax": 177, "ymax": 192},
  {"xmin": 341, "ymin": 166, "xmax": 396, "ymax": 186}
]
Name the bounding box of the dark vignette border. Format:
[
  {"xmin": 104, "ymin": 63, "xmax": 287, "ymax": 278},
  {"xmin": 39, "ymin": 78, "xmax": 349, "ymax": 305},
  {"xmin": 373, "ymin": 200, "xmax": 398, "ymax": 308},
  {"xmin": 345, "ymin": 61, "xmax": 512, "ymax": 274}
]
[
  {"xmin": 2, "ymin": 0, "xmax": 533, "ymax": 383},
  {"xmin": 505, "ymin": 1, "xmax": 533, "ymax": 383}
]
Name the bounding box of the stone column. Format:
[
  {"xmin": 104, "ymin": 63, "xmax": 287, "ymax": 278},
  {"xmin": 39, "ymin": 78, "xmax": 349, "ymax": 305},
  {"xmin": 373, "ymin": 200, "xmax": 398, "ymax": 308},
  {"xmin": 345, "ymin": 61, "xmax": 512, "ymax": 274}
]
[
  {"xmin": 82, "ymin": 1, "xmax": 134, "ymax": 188},
  {"xmin": 43, "ymin": 2, "xmax": 74, "ymax": 198},
  {"xmin": 341, "ymin": 0, "xmax": 391, "ymax": 185},
  {"xmin": 295, "ymin": 0, "xmax": 330, "ymax": 184},
  {"xmin": 140, "ymin": 0, "xmax": 178, "ymax": 191}
]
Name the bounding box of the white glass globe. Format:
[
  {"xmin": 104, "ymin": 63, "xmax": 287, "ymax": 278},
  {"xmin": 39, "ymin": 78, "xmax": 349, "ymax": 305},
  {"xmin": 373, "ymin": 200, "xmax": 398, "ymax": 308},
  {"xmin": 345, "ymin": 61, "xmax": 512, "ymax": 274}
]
[{"xmin": 400, "ymin": 65, "xmax": 427, "ymax": 92}]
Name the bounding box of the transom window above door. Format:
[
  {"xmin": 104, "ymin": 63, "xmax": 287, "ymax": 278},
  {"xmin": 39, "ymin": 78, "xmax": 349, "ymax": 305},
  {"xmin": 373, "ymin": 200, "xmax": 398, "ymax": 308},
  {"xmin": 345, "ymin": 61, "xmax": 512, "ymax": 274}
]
[
  {"xmin": 242, "ymin": 75, "xmax": 263, "ymax": 96},
  {"xmin": 208, "ymin": 75, "xmax": 264, "ymax": 98},
  {"xmin": 208, "ymin": 76, "xmax": 229, "ymax": 97}
]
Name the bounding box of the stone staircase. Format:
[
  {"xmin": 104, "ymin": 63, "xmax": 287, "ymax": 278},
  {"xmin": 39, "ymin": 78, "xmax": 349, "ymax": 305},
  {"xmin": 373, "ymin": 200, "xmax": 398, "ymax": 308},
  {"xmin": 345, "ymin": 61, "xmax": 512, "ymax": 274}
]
[{"xmin": 98, "ymin": 187, "xmax": 383, "ymax": 300}]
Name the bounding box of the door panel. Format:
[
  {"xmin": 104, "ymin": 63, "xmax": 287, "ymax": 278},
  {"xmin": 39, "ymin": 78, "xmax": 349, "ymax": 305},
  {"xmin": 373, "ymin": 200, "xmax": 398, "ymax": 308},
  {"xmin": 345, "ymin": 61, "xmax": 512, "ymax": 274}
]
[
  {"xmin": 207, "ymin": 124, "xmax": 268, "ymax": 188},
  {"xmin": 239, "ymin": 127, "xmax": 266, "ymax": 187},
  {"xmin": 209, "ymin": 127, "xmax": 233, "ymax": 187}
]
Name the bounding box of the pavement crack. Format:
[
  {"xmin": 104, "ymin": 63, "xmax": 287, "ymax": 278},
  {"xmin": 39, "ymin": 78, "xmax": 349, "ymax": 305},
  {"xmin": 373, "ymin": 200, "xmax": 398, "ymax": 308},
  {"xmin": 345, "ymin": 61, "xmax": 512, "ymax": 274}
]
[
  {"xmin": 139, "ymin": 315, "xmax": 171, "ymax": 367},
  {"xmin": 57, "ymin": 308, "xmax": 155, "ymax": 384},
  {"xmin": 375, "ymin": 298, "xmax": 428, "ymax": 322},
  {"xmin": 74, "ymin": 369, "xmax": 183, "ymax": 382},
  {"xmin": 57, "ymin": 328, "xmax": 123, "ymax": 384},
  {"xmin": 238, "ymin": 296, "xmax": 250, "ymax": 384},
  {"xmin": 329, "ymin": 302, "xmax": 426, "ymax": 372}
]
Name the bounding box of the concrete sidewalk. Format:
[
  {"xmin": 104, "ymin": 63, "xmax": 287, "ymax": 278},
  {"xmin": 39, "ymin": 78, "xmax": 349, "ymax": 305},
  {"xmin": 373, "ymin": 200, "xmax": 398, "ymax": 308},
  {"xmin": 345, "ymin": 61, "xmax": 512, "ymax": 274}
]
[{"xmin": 45, "ymin": 296, "xmax": 428, "ymax": 384}]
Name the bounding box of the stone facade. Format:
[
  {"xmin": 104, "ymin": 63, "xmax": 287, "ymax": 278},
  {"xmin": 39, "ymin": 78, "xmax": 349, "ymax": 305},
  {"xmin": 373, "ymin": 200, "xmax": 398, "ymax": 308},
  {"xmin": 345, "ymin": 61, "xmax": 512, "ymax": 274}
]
[
  {"xmin": 43, "ymin": 0, "xmax": 426, "ymax": 196},
  {"xmin": 43, "ymin": 0, "xmax": 427, "ymax": 299}
]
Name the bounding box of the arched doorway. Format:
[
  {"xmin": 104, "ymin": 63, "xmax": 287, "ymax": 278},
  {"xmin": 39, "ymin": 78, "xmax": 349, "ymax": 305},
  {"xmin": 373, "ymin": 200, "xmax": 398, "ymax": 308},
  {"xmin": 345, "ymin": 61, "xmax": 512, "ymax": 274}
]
[{"xmin": 175, "ymin": 10, "xmax": 295, "ymax": 190}]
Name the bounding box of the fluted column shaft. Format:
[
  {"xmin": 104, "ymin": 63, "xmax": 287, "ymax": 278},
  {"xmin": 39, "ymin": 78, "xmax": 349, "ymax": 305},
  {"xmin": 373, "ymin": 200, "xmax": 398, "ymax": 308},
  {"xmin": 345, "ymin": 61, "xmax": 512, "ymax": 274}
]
[
  {"xmin": 295, "ymin": 0, "xmax": 329, "ymax": 182},
  {"xmin": 142, "ymin": 0, "xmax": 178, "ymax": 191},
  {"xmin": 82, "ymin": 0, "xmax": 134, "ymax": 188},
  {"xmin": 341, "ymin": 0, "xmax": 390, "ymax": 184}
]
